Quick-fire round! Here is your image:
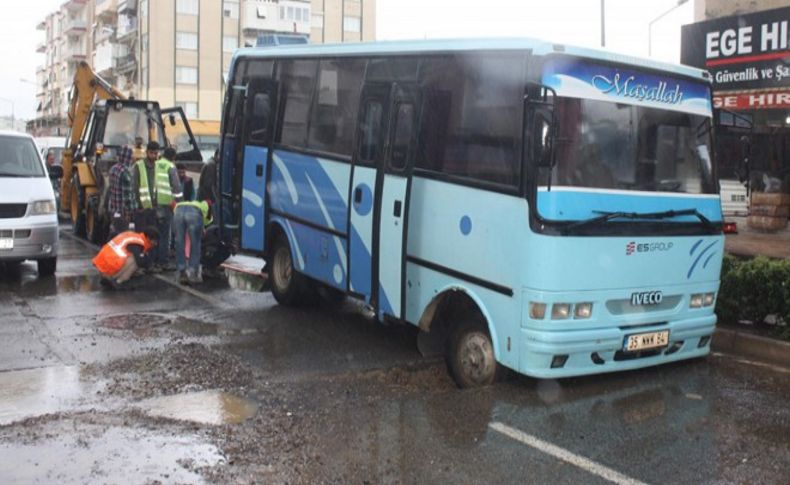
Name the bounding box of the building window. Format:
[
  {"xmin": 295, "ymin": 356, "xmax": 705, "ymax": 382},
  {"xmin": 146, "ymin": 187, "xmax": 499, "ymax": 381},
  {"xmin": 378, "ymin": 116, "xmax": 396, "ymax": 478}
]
[
  {"xmin": 343, "ymin": 16, "xmax": 361, "ymax": 33},
  {"xmin": 176, "ymin": 66, "xmax": 198, "ymax": 85},
  {"xmin": 176, "ymin": 32, "xmax": 198, "ymax": 50},
  {"xmin": 311, "ymin": 13, "xmax": 324, "ymax": 29},
  {"xmin": 141, "ymin": 34, "xmax": 148, "ymax": 52},
  {"xmin": 176, "ymin": 0, "xmax": 199, "ymax": 15},
  {"xmin": 176, "ymin": 101, "xmax": 198, "ymax": 119},
  {"xmin": 223, "ymin": 36, "xmax": 238, "ymax": 53},
  {"xmin": 279, "ymin": 5, "xmax": 310, "ymax": 23},
  {"xmin": 140, "ymin": 0, "xmax": 148, "ymax": 17},
  {"xmin": 223, "ymin": 0, "xmax": 239, "ymax": 19}
]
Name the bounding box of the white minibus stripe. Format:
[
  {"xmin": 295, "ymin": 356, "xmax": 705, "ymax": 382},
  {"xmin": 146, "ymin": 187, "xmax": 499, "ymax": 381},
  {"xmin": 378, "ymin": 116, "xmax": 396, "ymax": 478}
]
[
  {"xmin": 489, "ymin": 421, "xmax": 649, "ymax": 485},
  {"xmin": 537, "ymin": 186, "xmax": 720, "ymax": 199}
]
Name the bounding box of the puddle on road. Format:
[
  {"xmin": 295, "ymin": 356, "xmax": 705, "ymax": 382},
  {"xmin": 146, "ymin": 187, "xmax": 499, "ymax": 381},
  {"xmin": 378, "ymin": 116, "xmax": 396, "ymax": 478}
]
[
  {"xmin": 56, "ymin": 275, "xmax": 103, "ymax": 294},
  {"xmin": 171, "ymin": 317, "xmax": 220, "ymax": 336},
  {"xmin": 135, "ymin": 390, "xmax": 258, "ymax": 425},
  {"xmin": 0, "ymin": 366, "xmax": 102, "ymax": 425},
  {"xmin": 0, "ymin": 426, "xmax": 225, "ymax": 484}
]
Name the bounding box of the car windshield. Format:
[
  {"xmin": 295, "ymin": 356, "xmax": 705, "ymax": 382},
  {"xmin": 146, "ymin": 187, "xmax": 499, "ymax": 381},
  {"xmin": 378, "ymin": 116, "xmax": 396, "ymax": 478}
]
[
  {"xmin": 0, "ymin": 136, "xmax": 45, "ymax": 177},
  {"xmin": 538, "ymin": 98, "xmax": 716, "ymax": 196}
]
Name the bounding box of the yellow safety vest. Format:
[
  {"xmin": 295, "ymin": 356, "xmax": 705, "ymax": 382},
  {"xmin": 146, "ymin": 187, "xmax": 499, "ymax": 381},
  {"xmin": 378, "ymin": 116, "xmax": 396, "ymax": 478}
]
[
  {"xmin": 176, "ymin": 200, "xmax": 213, "ymax": 227},
  {"xmin": 136, "ymin": 158, "xmax": 175, "ymax": 208}
]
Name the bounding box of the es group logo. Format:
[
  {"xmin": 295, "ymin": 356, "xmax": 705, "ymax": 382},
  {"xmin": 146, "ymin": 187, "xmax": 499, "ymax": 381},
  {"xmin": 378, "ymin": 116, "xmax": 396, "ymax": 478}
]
[{"xmin": 626, "ymin": 241, "xmax": 674, "ymax": 256}]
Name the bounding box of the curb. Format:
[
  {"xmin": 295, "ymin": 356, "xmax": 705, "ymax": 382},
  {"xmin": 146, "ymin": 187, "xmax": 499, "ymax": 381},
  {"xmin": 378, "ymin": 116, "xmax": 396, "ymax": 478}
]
[{"xmin": 712, "ymin": 327, "xmax": 790, "ymax": 369}]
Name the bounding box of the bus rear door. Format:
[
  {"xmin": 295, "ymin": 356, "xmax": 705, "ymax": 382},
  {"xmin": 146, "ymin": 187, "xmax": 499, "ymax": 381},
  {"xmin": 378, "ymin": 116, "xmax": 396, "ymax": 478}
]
[{"xmin": 350, "ymin": 82, "xmax": 419, "ymax": 320}]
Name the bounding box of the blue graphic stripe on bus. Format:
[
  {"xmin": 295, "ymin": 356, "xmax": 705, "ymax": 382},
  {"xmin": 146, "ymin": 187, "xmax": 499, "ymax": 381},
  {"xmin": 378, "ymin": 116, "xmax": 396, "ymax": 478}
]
[
  {"xmin": 240, "ymin": 145, "xmax": 268, "ymax": 252},
  {"xmin": 537, "ymin": 190, "xmax": 722, "ymax": 222},
  {"xmin": 542, "ymin": 58, "xmax": 712, "ymax": 116},
  {"xmin": 687, "ymin": 240, "xmax": 718, "ymax": 279},
  {"xmin": 689, "ymin": 239, "xmax": 704, "ymax": 256},
  {"xmin": 269, "ymin": 150, "xmax": 349, "ymax": 234},
  {"xmin": 273, "ymin": 215, "xmax": 349, "ymax": 288}
]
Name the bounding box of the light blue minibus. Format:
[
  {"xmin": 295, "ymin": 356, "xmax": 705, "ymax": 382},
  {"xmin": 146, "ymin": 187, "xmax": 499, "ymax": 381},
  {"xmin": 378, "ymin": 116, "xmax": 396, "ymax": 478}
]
[{"xmin": 218, "ymin": 39, "xmax": 723, "ymax": 387}]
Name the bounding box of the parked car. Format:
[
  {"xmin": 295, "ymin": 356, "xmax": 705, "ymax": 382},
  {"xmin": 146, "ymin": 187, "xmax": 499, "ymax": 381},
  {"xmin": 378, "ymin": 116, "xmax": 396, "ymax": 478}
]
[{"xmin": 0, "ymin": 131, "xmax": 61, "ymax": 276}]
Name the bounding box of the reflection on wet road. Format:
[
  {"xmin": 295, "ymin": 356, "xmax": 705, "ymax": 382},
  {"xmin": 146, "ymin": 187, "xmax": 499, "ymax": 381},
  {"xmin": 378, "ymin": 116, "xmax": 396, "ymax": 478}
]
[{"xmin": 0, "ymin": 230, "xmax": 788, "ymax": 483}]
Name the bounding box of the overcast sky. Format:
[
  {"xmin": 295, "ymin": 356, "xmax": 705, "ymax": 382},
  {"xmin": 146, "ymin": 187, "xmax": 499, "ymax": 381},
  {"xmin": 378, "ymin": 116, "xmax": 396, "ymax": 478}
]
[{"xmin": 2, "ymin": 0, "xmax": 692, "ymax": 121}]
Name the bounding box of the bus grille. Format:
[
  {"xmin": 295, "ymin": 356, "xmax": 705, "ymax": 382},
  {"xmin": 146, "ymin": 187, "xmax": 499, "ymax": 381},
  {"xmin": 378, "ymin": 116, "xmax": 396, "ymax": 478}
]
[
  {"xmin": 606, "ymin": 295, "xmax": 682, "ymax": 315},
  {"xmin": 0, "ymin": 203, "xmax": 27, "ymax": 219}
]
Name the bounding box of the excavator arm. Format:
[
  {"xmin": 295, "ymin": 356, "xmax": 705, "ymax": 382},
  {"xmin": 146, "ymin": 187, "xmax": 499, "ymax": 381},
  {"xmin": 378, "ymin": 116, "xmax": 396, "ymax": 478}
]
[{"xmin": 60, "ymin": 61, "xmax": 126, "ymax": 211}]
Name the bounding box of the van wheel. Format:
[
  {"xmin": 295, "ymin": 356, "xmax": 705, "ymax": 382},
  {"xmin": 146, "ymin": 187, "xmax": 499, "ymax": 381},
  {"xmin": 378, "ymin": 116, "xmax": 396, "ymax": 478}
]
[
  {"xmin": 270, "ymin": 236, "xmax": 305, "ymax": 306},
  {"xmin": 70, "ymin": 175, "xmax": 86, "ymax": 238},
  {"xmin": 447, "ymin": 319, "xmax": 502, "ymax": 388},
  {"xmin": 37, "ymin": 257, "xmax": 57, "ymax": 277}
]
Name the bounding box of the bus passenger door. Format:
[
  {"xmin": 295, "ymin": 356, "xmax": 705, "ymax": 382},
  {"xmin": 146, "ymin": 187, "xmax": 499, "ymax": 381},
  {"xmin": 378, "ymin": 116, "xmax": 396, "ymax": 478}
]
[
  {"xmin": 350, "ymin": 84, "xmax": 391, "ymax": 306},
  {"xmin": 239, "ymin": 78, "xmax": 278, "ymax": 253},
  {"xmin": 376, "ymin": 84, "xmax": 420, "ymax": 320}
]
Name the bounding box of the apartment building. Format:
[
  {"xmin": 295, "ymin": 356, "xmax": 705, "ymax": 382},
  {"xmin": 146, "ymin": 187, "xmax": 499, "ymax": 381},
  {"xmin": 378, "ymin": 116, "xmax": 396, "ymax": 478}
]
[{"xmin": 31, "ymin": 0, "xmax": 376, "ymax": 135}]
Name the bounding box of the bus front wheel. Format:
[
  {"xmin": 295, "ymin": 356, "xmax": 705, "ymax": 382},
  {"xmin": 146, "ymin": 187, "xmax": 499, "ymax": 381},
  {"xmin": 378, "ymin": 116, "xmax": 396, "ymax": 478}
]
[
  {"xmin": 447, "ymin": 319, "xmax": 503, "ymax": 388},
  {"xmin": 270, "ymin": 236, "xmax": 306, "ymax": 306}
]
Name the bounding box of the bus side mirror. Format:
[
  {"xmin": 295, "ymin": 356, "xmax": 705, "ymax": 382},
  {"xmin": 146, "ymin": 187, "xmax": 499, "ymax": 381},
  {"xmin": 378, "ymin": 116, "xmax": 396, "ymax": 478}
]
[
  {"xmin": 532, "ymin": 108, "xmax": 557, "ymax": 168},
  {"xmin": 525, "ymin": 83, "xmax": 557, "ymax": 168}
]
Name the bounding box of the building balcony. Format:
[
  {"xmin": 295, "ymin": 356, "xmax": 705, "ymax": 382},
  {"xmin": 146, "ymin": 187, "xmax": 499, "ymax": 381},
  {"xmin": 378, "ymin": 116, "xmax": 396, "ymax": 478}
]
[
  {"xmin": 63, "ymin": 0, "xmax": 88, "ymax": 12},
  {"xmin": 95, "ymin": 26, "xmax": 116, "ymax": 43},
  {"xmin": 36, "ymin": 20, "xmax": 46, "ymax": 31},
  {"xmin": 64, "ymin": 18, "xmax": 88, "ymax": 35},
  {"xmin": 36, "ymin": 43, "xmax": 47, "ymax": 53},
  {"xmin": 114, "ymin": 54, "xmax": 137, "ymax": 74},
  {"xmin": 95, "ymin": 0, "xmax": 118, "ymax": 20},
  {"xmin": 118, "ymin": 0, "xmax": 137, "ymax": 16},
  {"xmin": 64, "ymin": 47, "xmax": 88, "ymax": 61},
  {"xmin": 117, "ymin": 16, "xmax": 137, "ymax": 40}
]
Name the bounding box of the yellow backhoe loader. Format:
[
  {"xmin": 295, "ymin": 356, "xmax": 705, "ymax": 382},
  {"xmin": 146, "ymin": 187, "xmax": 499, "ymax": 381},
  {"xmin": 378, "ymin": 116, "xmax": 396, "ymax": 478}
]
[{"xmin": 61, "ymin": 61, "xmax": 202, "ymax": 243}]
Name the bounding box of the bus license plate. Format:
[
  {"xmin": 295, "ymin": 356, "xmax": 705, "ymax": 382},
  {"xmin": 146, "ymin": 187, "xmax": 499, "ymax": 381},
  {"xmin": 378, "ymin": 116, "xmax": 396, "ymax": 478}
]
[
  {"xmin": 624, "ymin": 330, "xmax": 669, "ymax": 352},
  {"xmin": 0, "ymin": 238, "xmax": 13, "ymax": 250}
]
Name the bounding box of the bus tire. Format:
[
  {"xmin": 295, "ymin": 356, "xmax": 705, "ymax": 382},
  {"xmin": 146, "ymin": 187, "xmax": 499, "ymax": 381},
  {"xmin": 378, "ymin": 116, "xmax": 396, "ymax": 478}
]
[
  {"xmin": 270, "ymin": 236, "xmax": 306, "ymax": 306},
  {"xmin": 446, "ymin": 318, "xmax": 502, "ymax": 389}
]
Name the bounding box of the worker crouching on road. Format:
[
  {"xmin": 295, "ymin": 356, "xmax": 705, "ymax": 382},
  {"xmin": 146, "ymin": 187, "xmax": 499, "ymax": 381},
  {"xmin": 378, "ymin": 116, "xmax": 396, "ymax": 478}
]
[
  {"xmin": 173, "ymin": 199, "xmax": 212, "ymax": 285},
  {"xmin": 93, "ymin": 227, "xmax": 159, "ymax": 289},
  {"xmin": 132, "ymin": 142, "xmax": 182, "ymax": 272}
]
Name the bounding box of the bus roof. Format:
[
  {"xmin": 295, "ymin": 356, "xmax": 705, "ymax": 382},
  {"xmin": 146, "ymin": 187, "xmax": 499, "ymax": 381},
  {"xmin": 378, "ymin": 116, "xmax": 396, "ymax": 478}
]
[{"xmin": 232, "ymin": 37, "xmax": 710, "ymax": 83}]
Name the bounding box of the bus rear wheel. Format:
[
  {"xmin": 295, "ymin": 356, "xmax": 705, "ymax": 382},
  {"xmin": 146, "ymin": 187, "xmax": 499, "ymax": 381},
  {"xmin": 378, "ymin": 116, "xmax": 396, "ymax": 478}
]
[
  {"xmin": 270, "ymin": 236, "xmax": 306, "ymax": 306},
  {"xmin": 447, "ymin": 319, "xmax": 503, "ymax": 389}
]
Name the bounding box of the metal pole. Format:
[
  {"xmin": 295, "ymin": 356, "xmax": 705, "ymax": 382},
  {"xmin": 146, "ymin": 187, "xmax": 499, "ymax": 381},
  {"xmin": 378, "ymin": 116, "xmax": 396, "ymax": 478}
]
[
  {"xmin": 648, "ymin": 0, "xmax": 689, "ymax": 57},
  {"xmin": 601, "ymin": 0, "xmax": 606, "ymax": 47}
]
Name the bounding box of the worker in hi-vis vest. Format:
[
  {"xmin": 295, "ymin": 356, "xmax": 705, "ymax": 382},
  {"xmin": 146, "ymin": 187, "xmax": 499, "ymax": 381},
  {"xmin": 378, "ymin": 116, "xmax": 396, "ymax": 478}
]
[
  {"xmin": 132, "ymin": 141, "xmax": 182, "ymax": 272},
  {"xmin": 173, "ymin": 199, "xmax": 213, "ymax": 285},
  {"xmin": 93, "ymin": 227, "xmax": 159, "ymax": 289}
]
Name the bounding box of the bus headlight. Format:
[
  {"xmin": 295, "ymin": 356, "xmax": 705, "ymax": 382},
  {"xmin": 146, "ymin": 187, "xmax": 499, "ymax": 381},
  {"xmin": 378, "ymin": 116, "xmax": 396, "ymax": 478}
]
[
  {"xmin": 690, "ymin": 294, "xmax": 704, "ymax": 308},
  {"xmin": 30, "ymin": 200, "xmax": 56, "ymax": 215},
  {"xmin": 703, "ymin": 293, "xmax": 715, "ymax": 306},
  {"xmin": 529, "ymin": 302, "xmax": 547, "ymax": 320},
  {"xmin": 574, "ymin": 303, "xmax": 593, "ymax": 319},
  {"xmin": 551, "ymin": 303, "xmax": 572, "ymax": 320}
]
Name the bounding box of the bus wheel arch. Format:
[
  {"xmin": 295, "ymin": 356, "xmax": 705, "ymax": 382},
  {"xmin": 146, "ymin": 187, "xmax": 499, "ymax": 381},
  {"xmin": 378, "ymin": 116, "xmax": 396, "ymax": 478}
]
[{"xmin": 417, "ymin": 287, "xmax": 504, "ymax": 388}]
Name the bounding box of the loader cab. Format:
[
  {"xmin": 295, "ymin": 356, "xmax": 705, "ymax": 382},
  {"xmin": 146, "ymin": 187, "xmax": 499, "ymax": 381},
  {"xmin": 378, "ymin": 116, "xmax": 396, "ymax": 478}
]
[{"xmin": 80, "ymin": 100, "xmax": 202, "ymax": 164}]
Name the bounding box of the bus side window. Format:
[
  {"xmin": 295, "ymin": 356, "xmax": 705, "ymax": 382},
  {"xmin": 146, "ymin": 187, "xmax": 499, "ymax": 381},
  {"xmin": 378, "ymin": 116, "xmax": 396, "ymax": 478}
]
[
  {"xmin": 359, "ymin": 101, "xmax": 383, "ymax": 163},
  {"xmin": 390, "ymin": 103, "xmax": 415, "ymax": 171}
]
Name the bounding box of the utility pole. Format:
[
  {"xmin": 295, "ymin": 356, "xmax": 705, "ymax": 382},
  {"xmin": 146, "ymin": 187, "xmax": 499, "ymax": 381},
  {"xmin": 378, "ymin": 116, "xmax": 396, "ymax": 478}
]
[{"xmin": 601, "ymin": 0, "xmax": 606, "ymax": 47}]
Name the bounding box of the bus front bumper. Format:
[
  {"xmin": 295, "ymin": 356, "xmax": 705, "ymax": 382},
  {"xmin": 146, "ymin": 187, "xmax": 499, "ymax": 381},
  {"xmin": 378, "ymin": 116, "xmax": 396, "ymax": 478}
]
[{"xmin": 518, "ymin": 314, "xmax": 716, "ymax": 379}]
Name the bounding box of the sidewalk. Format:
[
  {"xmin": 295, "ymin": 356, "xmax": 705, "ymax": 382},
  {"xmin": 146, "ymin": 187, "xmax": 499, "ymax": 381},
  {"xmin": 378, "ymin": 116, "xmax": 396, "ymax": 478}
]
[{"xmin": 724, "ymin": 215, "xmax": 790, "ymax": 259}]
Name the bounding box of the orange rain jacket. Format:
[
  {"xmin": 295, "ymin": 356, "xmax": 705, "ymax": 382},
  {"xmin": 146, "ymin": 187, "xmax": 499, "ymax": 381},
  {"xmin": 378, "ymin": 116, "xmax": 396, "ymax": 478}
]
[{"xmin": 92, "ymin": 231, "xmax": 153, "ymax": 277}]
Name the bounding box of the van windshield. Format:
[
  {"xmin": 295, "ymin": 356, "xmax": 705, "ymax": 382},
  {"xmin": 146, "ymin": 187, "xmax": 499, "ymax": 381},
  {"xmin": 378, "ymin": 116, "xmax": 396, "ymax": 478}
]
[{"xmin": 0, "ymin": 136, "xmax": 45, "ymax": 177}]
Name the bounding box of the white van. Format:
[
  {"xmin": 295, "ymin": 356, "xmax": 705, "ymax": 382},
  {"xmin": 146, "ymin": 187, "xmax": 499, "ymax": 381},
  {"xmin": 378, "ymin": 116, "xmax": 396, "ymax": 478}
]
[{"xmin": 0, "ymin": 131, "xmax": 60, "ymax": 276}]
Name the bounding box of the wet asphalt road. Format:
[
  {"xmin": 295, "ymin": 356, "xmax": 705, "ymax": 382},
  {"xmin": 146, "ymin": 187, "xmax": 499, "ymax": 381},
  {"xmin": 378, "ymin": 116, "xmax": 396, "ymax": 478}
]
[{"xmin": 0, "ymin": 229, "xmax": 789, "ymax": 484}]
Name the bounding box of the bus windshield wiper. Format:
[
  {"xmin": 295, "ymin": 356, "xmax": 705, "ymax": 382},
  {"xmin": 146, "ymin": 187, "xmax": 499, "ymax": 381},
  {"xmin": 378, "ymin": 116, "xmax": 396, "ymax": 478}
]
[{"xmin": 563, "ymin": 209, "xmax": 714, "ymax": 233}]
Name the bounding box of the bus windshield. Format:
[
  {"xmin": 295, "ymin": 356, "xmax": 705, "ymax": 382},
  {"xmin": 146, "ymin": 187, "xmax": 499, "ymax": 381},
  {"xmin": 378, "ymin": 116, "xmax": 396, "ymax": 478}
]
[{"xmin": 539, "ymin": 97, "xmax": 716, "ymax": 196}]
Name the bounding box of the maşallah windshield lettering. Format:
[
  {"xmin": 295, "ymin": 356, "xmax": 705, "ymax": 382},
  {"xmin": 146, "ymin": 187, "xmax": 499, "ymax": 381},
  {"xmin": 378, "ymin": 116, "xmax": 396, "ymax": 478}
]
[{"xmin": 592, "ymin": 72, "xmax": 684, "ymax": 105}]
